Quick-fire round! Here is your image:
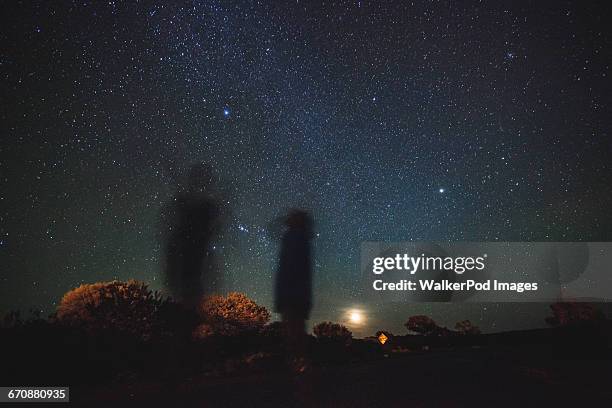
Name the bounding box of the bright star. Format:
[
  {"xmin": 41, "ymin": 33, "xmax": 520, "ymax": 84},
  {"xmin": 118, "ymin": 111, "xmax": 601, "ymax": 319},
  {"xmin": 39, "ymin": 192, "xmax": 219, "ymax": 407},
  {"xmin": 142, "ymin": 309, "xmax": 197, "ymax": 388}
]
[
  {"xmin": 439, "ymin": 188, "xmax": 445, "ymax": 193},
  {"xmin": 223, "ymin": 108, "xmax": 230, "ymax": 117}
]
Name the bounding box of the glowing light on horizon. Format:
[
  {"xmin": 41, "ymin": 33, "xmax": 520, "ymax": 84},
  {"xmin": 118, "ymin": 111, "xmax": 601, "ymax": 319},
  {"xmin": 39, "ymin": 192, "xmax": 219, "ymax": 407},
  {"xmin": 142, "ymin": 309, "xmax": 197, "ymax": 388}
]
[{"xmin": 349, "ymin": 310, "xmax": 363, "ymax": 324}]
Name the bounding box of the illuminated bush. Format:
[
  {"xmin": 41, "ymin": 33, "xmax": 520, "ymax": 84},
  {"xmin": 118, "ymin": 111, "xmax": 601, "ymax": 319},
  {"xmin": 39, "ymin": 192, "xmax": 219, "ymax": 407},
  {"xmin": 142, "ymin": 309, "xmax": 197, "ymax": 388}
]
[
  {"xmin": 196, "ymin": 292, "xmax": 270, "ymax": 337},
  {"xmin": 313, "ymin": 321, "xmax": 352, "ymax": 343},
  {"xmin": 56, "ymin": 280, "xmax": 171, "ymax": 341},
  {"xmin": 192, "ymin": 321, "xmax": 245, "ymax": 339}
]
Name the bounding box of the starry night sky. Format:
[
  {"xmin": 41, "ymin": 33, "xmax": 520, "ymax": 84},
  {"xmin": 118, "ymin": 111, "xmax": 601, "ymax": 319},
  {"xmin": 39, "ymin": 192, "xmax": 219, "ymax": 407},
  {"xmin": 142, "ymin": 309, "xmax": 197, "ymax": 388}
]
[{"xmin": 2, "ymin": 1, "xmax": 611, "ymax": 336}]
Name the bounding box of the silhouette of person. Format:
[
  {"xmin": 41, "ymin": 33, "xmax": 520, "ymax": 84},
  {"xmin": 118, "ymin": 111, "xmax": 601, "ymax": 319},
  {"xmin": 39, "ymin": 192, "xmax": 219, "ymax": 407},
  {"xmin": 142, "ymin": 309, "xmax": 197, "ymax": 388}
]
[
  {"xmin": 273, "ymin": 209, "xmax": 314, "ymax": 365},
  {"xmin": 160, "ymin": 164, "xmax": 222, "ymax": 307}
]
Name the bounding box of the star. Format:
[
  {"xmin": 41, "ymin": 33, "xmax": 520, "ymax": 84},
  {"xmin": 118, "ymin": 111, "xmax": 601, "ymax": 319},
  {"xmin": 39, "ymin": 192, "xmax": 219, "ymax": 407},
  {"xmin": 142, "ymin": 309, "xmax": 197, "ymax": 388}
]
[{"xmin": 2, "ymin": 0, "xmax": 610, "ymax": 337}]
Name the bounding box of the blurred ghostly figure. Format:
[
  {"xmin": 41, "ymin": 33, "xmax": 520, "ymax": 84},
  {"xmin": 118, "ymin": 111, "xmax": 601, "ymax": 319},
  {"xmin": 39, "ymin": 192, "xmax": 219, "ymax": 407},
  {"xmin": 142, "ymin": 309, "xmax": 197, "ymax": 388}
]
[
  {"xmin": 273, "ymin": 209, "xmax": 314, "ymax": 365},
  {"xmin": 160, "ymin": 164, "xmax": 222, "ymax": 307}
]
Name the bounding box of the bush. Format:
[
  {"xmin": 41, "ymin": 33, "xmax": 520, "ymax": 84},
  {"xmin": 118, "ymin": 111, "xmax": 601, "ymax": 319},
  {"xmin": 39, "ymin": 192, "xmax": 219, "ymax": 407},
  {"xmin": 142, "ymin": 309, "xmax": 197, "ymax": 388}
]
[
  {"xmin": 313, "ymin": 321, "xmax": 352, "ymax": 343},
  {"xmin": 545, "ymin": 301, "xmax": 605, "ymax": 327},
  {"xmin": 261, "ymin": 321, "xmax": 285, "ymax": 339},
  {"xmin": 1, "ymin": 311, "xmax": 26, "ymax": 328},
  {"xmin": 196, "ymin": 292, "xmax": 270, "ymax": 338},
  {"xmin": 455, "ymin": 320, "xmax": 481, "ymax": 335},
  {"xmin": 56, "ymin": 280, "xmax": 175, "ymax": 341},
  {"xmin": 405, "ymin": 315, "xmax": 441, "ymax": 335},
  {"xmin": 1, "ymin": 310, "xmax": 48, "ymax": 329}
]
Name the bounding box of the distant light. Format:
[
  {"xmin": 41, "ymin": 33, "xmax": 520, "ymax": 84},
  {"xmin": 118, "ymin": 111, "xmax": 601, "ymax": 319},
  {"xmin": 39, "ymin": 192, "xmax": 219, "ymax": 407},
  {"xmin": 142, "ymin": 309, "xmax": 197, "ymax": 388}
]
[
  {"xmin": 223, "ymin": 108, "xmax": 230, "ymax": 117},
  {"xmin": 439, "ymin": 188, "xmax": 445, "ymax": 193},
  {"xmin": 349, "ymin": 310, "xmax": 363, "ymax": 324}
]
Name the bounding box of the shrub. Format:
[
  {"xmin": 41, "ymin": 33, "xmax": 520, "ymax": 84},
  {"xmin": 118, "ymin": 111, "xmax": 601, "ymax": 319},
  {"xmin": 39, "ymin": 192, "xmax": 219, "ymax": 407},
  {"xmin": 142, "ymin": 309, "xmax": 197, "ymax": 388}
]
[
  {"xmin": 455, "ymin": 320, "xmax": 481, "ymax": 335},
  {"xmin": 1, "ymin": 311, "xmax": 24, "ymax": 328},
  {"xmin": 196, "ymin": 292, "xmax": 270, "ymax": 338},
  {"xmin": 545, "ymin": 301, "xmax": 605, "ymax": 327},
  {"xmin": 261, "ymin": 321, "xmax": 285, "ymax": 338},
  {"xmin": 192, "ymin": 321, "xmax": 245, "ymax": 338},
  {"xmin": 56, "ymin": 280, "xmax": 174, "ymax": 341},
  {"xmin": 405, "ymin": 315, "xmax": 440, "ymax": 335},
  {"xmin": 313, "ymin": 321, "xmax": 352, "ymax": 343},
  {"xmin": 1, "ymin": 310, "xmax": 47, "ymax": 329}
]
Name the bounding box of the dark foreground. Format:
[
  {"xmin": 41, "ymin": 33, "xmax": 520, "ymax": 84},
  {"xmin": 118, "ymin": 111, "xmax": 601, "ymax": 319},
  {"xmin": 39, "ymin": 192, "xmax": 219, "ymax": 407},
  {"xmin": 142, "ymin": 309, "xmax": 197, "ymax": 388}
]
[{"xmin": 72, "ymin": 346, "xmax": 612, "ymax": 407}]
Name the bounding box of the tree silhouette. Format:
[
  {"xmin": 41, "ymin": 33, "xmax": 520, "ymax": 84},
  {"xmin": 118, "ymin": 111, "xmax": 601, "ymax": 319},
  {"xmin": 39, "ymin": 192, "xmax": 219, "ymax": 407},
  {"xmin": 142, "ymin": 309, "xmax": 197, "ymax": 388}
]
[
  {"xmin": 545, "ymin": 301, "xmax": 605, "ymax": 327},
  {"xmin": 405, "ymin": 315, "xmax": 441, "ymax": 336},
  {"xmin": 455, "ymin": 320, "xmax": 481, "ymax": 335},
  {"xmin": 313, "ymin": 321, "xmax": 352, "ymax": 343}
]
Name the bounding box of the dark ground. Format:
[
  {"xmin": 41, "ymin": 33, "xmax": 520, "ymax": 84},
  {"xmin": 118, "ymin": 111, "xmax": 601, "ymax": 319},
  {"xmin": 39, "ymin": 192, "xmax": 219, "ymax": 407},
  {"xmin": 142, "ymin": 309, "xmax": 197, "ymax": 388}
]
[{"xmin": 71, "ymin": 346, "xmax": 612, "ymax": 407}]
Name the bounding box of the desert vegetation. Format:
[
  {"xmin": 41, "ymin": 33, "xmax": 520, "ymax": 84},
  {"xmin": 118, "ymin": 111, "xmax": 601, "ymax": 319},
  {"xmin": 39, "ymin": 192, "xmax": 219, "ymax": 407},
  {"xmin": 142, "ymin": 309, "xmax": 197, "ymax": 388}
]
[{"xmin": 1, "ymin": 280, "xmax": 611, "ymax": 389}]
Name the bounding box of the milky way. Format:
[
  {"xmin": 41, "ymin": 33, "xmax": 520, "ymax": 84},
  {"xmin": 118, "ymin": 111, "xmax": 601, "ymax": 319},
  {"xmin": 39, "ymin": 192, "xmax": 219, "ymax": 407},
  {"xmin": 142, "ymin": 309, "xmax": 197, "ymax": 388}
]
[{"xmin": 2, "ymin": 1, "xmax": 611, "ymax": 335}]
